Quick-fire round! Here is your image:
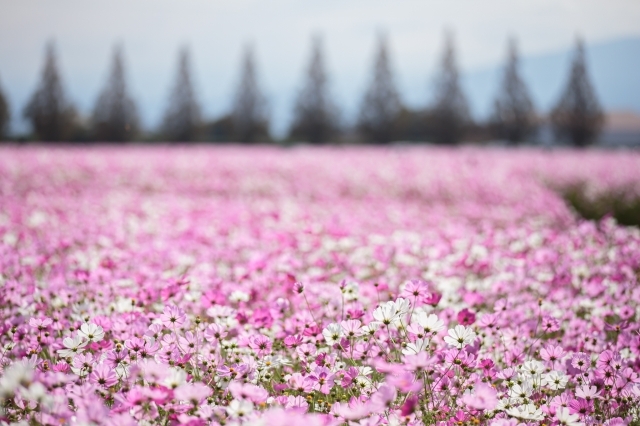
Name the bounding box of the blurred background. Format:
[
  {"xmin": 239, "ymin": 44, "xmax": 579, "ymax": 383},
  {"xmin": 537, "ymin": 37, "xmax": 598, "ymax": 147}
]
[{"xmin": 0, "ymin": 0, "xmax": 639, "ymax": 146}]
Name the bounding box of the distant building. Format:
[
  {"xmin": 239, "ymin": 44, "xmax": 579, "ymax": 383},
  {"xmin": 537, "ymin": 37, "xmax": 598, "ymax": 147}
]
[
  {"xmin": 532, "ymin": 111, "xmax": 640, "ymax": 148},
  {"xmin": 599, "ymin": 110, "xmax": 640, "ymax": 147}
]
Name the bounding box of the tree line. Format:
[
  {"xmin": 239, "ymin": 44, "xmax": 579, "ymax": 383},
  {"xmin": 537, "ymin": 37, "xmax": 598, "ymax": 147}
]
[{"xmin": 0, "ymin": 33, "xmax": 604, "ymax": 146}]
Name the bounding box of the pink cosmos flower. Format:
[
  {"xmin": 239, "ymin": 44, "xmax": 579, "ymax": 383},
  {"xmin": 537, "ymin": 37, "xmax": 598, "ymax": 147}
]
[
  {"xmin": 423, "ymin": 292, "xmax": 442, "ymax": 307},
  {"xmin": 569, "ymin": 398, "xmax": 594, "ymax": 416},
  {"xmin": 369, "ymin": 384, "xmax": 397, "ymax": 411},
  {"xmin": 575, "ymin": 385, "xmax": 601, "ymax": 401},
  {"xmin": 248, "ymin": 334, "xmax": 272, "ymax": 356},
  {"xmin": 597, "ymin": 349, "xmax": 622, "ymax": 370},
  {"xmin": 296, "ymin": 342, "xmax": 317, "ymax": 359},
  {"xmin": 287, "ymin": 372, "xmax": 315, "ymax": 393},
  {"xmin": 285, "ymin": 395, "xmax": 309, "ymax": 410},
  {"xmin": 340, "ymin": 319, "xmax": 363, "ymax": 338},
  {"xmin": 461, "ymin": 382, "xmax": 498, "ymax": 410},
  {"xmin": 228, "ymin": 382, "xmax": 269, "ymax": 403},
  {"xmin": 541, "ymin": 315, "xmax": 560, "ymax": 333},
  {"xmin": 540, "ymin": 344, "xmax": 565, "ymax": 366},
  {"xmin": 177, "ymin": 331, "xmax": 200, "ymax": 354},
  {"xmin": 284, "ymin": 334, "xmax": 303, "ymax": 348},
  {"xmin": 136, "ymin": 359, "xmax": 170, "ymax": 384},
  {"xmin": 629, "ymin": 336, "xmax": 640, "ymax": 355},
  {"xmin": 52, "ymin": 361, "xmax": 70, "ymax": 373},
  {"xmin": 347, "ymin": 308, "xmax": 365, "ymax": 319},
  {"xmin": 457, "ymin": 308, "xmax": 476, "ymax": 326},
  {"xmin": 29, "ymin": 317, "xmax": 53, "ymax": 331},
  {"xmin": 71, "ymin": 353, "xmax": 95, "ymax": 376},
  {"xmin": 333, "ymin": 397, "xmax": 371, "ymax": 420},
  {"xmin": 90, "ymin": 363, "xmax": 119, "ymax": 388},
  {"xmin": 403, "ymin": 352, "xmax": 435, "ymax": 371},
  {"xmin": 203, "ymin": 323, "xmax": 227, "ymax": 342},
  {"xmin": 145, "ymin": 324, "xmax": 164, "ymax": 341},
  {"xmin": 340, "ymin": 366, "xmax": 359, "ymax": 387},
  {"xmin": 604, "ymin": 418, "xmax": 627, "ymax": 426},
  {"xmin": 159, "ymin": 305, "xmax": 187, "ymax": 328},
  {"xmin": 217, "ymin": 363, "xmax": 249, "ymax": 379},
  {"xmin": 595, "ymin": 366, "xmax": 618, "ymax": 386},
  {"xmin": 571, "ymin": 352, "xmax": 590, "ymax": 372},
  {"xmin": 401, "ymin": 279, "xmax": 430, "ymax": 301},
  {"xmin": 308, "ymin": 366, "xmax": 335, "ymax": 394},
  {"xmin": 478, "ymin": 358, "xmax": 496, "ymax": 378},
  {"xmin": 174, "ymin": 382, "xmax": 212, "ymax": 405},
  {"xmin": 400, "ymin": 394, "xmax": 418, "ymax": 416},
  {"xmin": 478, "ymin": 313, "xmax": 498, "ymax": 330},
  {"xmin": 103, "ymin": 413, "xmax": 138, "ymax": 426},
  {"xmin": 386, "ymin": 371, "xmax": 421, "ymax": 393}
]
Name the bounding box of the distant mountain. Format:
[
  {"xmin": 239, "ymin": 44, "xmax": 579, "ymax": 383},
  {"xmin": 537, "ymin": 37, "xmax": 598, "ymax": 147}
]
[{"xmin": 462, "ymin": 36, "xmax": 640, "ymax": 120}]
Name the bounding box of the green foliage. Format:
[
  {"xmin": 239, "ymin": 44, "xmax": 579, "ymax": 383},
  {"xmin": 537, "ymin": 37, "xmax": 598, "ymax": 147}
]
[{"xmin": 560, "ymin": 182, "xmax": 640, "ymax": 227}]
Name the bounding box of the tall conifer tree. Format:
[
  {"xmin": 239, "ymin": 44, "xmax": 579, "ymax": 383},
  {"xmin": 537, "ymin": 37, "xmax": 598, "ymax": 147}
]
[
  {"xmin": 550, "ymin": 38, "xmax": 604, "ymax": 147},
  {"xmin": 357, "ymin": 33, "xmax": 402, "ymax": 144},
  {"xmin": 162, "ymin": 47, "xmax": 202, "ymax": 142},
  {"xmin": 23, "ymin": 42, "xmax": 77, "ymax": 141},
  {"xmin": 93, "ymin": 45, "xmax": 140, "ymax": 142},
  {"xmin": 0, "ymin": 75, "xmax": 9, "ymax": 140},
  {"xmin": 490, "ymin": 38, "xmax": 537, "ymax": 144},
  {"xmin": 231, "ymin": 45, "xmax": 270, "ymax": 143},
  {"xmin": 431, "ymin": 31, "xmax": 470, "ymax": 145},
  {"xmin": 289, "ymin": 36, "xmax": 339, "ymax": 144}
]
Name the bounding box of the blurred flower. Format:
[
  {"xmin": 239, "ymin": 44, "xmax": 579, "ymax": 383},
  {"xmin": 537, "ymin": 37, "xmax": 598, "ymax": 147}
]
[{"xmin": 226, "ymin": 399, "xmax": 253, "ymax": 418}]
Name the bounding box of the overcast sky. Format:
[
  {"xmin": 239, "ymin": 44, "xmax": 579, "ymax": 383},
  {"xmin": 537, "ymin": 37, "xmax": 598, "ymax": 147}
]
[{"xmin": 1, "ymin": 0, "xmax": 639, "ymax": 135}]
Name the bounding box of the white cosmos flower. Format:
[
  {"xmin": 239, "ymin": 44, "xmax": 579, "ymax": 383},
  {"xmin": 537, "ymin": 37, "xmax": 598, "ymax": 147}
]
[
  {"xmin": 257, "ymin": 355, "xmax": 290, "ymax": 369},
  {"xmin": 509, "ymin": 380, "xmax": 534, "ymax": 401},
  {"xmin": 506, "ymin": 403, "xmax": 544, "ymax": 421},
  {"xmin": 322, "ymin": 323, "xmax": 344, "ymax": 345},
  {"xmin": 114, "ymin": 364, "xmax": 129, "ymax": 379},
  {"xmin": 229, "ymin": 290, "xmax": 250, "ymax": 303},
  {"xmin": 78, "ymin": 323, "xmax": 105, "ymax": 342},
  {"xmin": 373, "ymin": 301, "xmax": 401, "ymax": 326},
  {"xmin": 415, "ymin": 312, "xmax": 445, "ymax": 335},
  {"xmin": 542, "ymin": 370, "xmax": 568, "ymax": 390},
  {"xmin": 22, "ymin": 382, "xmax": 48, "ymax": 404},
  {"xmin": 555, "ymin": 407, "xmax": 584, "ymax": 426},
  {"xmin": 372, "ymin": 298, "xmax": 410, "ymax": 327},
  {"xmin": 164, "ymin": 368, "xmax": 187, "ymax": 389},
  {"xmin": 354, "ymin": 366, "xmax": 375, "ymax": 389},
  {"xmin": 360, "ymin": 322, "xmax": 381, "ymax": 336},
  {"xmin": 393, "ymin": 298, "xmax": 411, "ymax": 317},
  {"xmin": 521, "ymin": 360, "xmax": 545, "ymax": 377},
  {"xmin": 358, "ymin": 366, "xmax": 373, "ymax": 377},
  {"xmin": 343, "ymin": 282, "xmax": 360, "ymax": 301},
  {"xmin": 57, "ymin": 336, "xmax": 88, "ymax": 358},
  {"xmin": 402, "ymin": 338, "xmax": 429, "ymax": 355},
  {"xmin": 495, "ymin": 398, "xmax": 515, "ymax": 411},
  {"xmin": 0, "ymin": 361, "xmax": 34, "ymax": 397},
  {"xmin": 443, "ymin": 325, "xmax": 476, "ymax": 349},
  {"xmin": 226, "ymin": 399, "xmax": 254, "ymax": 418}
]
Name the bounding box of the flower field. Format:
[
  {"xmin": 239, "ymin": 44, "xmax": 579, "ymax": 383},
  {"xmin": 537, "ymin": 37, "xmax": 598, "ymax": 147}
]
[{"xmin": 1, "ymin": 146, "xmax": 640, "ymax": 426}]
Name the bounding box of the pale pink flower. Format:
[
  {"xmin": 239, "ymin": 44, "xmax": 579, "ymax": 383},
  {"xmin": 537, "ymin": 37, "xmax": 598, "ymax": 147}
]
[
  {"xmin": 461, "ymin": 382, "xmax": 498, "ymax": 410},
  {"xmin": 159, "ymin": 305, "xmax": 187, "ymax": 328}
]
